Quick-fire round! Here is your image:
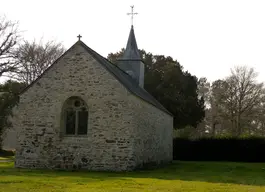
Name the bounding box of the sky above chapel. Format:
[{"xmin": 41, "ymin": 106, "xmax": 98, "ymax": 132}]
[{"xmin": 1, "ymin": 0, "xmax": 265, "ymax": 83}]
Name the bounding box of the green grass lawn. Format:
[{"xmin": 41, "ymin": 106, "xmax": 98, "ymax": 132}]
[
  {"xmin": 0, "ymin": 156, "xmax": 14, "ymax": 160},
  {"xmin": 1, "ymin": 160, "xmax": 265, "ymax": 191}
]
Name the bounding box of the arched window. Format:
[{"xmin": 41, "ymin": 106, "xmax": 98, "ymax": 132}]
[{"xmin": 63, "ymin": 96, "xmax": 88, "ymax": 135}]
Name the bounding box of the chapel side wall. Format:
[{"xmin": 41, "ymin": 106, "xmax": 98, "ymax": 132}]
[
  {"xmin": 129, "ymin": 95, "xmax": 173, "ymax": 168},
  {"xmin": 14, "ymin": 43, "xmax": 135, "ymax": 171}
]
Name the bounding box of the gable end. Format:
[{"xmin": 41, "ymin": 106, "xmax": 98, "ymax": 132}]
[{"xmin": 19, "ymin": 41, "xmax": 173, "ymax": 116}]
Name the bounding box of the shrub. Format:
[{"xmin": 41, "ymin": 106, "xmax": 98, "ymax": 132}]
[{"xmin": 0, "ymin": 149, "xmax": 15, "ymax": 157}]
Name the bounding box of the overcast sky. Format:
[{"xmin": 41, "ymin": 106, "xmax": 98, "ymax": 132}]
[{"xmin": 1, "ymin": 0, "xmax": 265, "ymax": 82}]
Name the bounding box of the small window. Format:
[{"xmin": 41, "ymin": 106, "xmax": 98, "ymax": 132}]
[
  {"xmin": 63, "ymin": 97, "xmax": 88, "ymax": 135},
  {"xmin": 65, "ymin": 110, "xmax": 76, "ymax": 135},
  {"xmin": 78, "ymin": 111, "xmax": 88, "ymax": 134}
]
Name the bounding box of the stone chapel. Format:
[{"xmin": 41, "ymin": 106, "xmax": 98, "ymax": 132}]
[{"xmin": 13, "ymin": 24, "xmax": 173, "ymax": 171}]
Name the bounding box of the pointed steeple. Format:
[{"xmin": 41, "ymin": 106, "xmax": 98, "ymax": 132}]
[
  {"xmin": 117, "ymin": 25, "xmax": 145, "ymax": 88},
  {"xmin": 117, "ymin": 6, "xmax": 145, "ymax": 88},
  {"xmin": 120, "ymin": 25, "xmax": 141, "ymax": 61}
]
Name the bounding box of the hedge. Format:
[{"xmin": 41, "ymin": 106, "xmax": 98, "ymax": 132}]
[
  {"xmin": 0, "ymin": 149, "xmax": 15, "ymax": 157},
  {"xmin": 173, "ymin": 137, "xmax": 265, "ymax": 162}
]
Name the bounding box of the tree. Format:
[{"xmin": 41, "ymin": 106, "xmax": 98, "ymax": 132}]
[
  {"xmin": 13, "ymin": 39, "xmax": 64, "ymax": 84},
  {"xmin": 207, "ymin": 66, "xmax": 265, "ymax": 137},
  {"xmin": 0, "ymin": 16, "xmax": 20, "ymax": 76},
  {"xmin": 198, "ymin": 77, "xmax": 211, "ymax": 106},
  {"xmin": 250, "ymin": 102, "xmax": 265, "ymax": 136},
  {"xmin": 228, "ymin": 66, "xmax": 265, "ymax": 136},
  {"xmin": 108, "ymin": 49, "xmax": 205, "ymax": 129},
  {"xmin": 0, "ymin": 80, "xmax": 26, "ymax": 149},
  {"xmin": 207, "ymin": 79, "xmax": 230, "ymax": 136}
]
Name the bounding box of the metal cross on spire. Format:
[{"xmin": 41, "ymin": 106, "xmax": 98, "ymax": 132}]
[{"xmin": 127, "ymin": 5, "xmax": 138, "ymax": 26}]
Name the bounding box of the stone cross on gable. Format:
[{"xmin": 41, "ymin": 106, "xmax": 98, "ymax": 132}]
[
  {"xmin": 77, "ymin": 34, "xmax": 82, "ymax": 41},
  {"xmin": 127, "ymin": 5, "xmax": 138, "ymax": 26}
]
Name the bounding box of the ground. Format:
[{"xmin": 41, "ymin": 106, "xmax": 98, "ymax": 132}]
[
  {"xmin": 0, "ymin": 156, "xmax": 14, "ymax": 160},
  {"xmin": 1, "ymin": 159, "xmax": 265, "ymax": 191}
]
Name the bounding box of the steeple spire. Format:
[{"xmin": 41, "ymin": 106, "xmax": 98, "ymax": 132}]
[
  {"xmin": 120, "ymin": 25, "xmax": 141, "ymax": 61},
  {"xmin": 117, "ymin": 6, "xmax": 145, "ymax": 88},
  {"xmin": 120, "ymin": 5, "xmax": 141, "ymax": 61}
]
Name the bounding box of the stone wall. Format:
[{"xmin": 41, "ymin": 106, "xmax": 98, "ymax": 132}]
[
  {"xmin": 14, "ymin": 43, "xmax": 135, "ymax": 171},
  {"xmin": 129, "ymin": 95, "xmax": 173, "ymax": 168},
  {"xmin": 14, "ymin": 41, "xmax": 173, "ymax": 171},
  {"xmin": 1, "ymin": 127, "xmax": 16, "ymax": 150}
]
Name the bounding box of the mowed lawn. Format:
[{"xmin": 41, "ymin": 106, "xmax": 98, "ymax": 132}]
[
  {"xmin": 0, "ymin": 156, "xmax": 14, "ymax": 160},
  {"xmin": 1, "ymin": 160, "xmax": 265, "ymax": 192}
]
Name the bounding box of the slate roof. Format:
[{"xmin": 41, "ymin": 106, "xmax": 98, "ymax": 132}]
[
  {"xmin": 118, "ymin": 25, "xmax": 141, "ymax": 61},
  {"xmin": 20, "ymin": 40, "xmax": 172, "ymax": 116}
]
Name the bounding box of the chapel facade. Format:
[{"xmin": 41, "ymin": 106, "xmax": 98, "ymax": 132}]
[{"xmin": 13, "ymin": 24, "xmax": 173, "ymax": 171}]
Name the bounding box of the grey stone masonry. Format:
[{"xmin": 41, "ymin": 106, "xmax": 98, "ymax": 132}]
[{"xmin": 13, "ymin": 41, "xmax": 173, "ymax": 171}]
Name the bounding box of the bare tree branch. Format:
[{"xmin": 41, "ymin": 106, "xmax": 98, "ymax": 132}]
[
  {"xmin": 0, "ymin": 16, "xmax": 20, "ymax": 77},
  {"xmin": 11, "ymin": 39, "xmax": 65, "ymax": 84}
]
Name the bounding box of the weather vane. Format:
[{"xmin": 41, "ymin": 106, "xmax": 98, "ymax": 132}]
[{"xmin": 127, "ymin": 5, "xmax": 138, "ymax": 26}]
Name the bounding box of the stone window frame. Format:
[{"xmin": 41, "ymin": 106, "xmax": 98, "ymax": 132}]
[{"xmin": 61, "ymin": 96, "xmax": 89, "ymax": 136}]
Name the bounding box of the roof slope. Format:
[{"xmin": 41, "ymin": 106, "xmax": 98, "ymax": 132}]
[{"xmin": 20, "ymin": 41, "xmax": 172, "ymax": 116}]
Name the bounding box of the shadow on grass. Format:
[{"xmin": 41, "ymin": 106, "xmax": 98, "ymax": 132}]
[{"xmin": 1, "ymin": 161, "xmax": 265, "ymax": 186}]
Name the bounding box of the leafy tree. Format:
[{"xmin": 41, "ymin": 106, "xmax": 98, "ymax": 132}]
[
  {"xmin": 249, "ymin": 102, "xmax": 265, "ymax": 136},
  {"xmin": 206, "ymin": 79, "xmax": 230, "ymax": 136},
  {"xmin": 108, "ymin": 49, "xmax": 205, "ymax": 129},
  {"xmin": 198, "ymin": 77, "xmax": 211, "ymax": 106},
  {"xmin": 0, "ymin": 80, "xmax": 26, "ymax": 149}
]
